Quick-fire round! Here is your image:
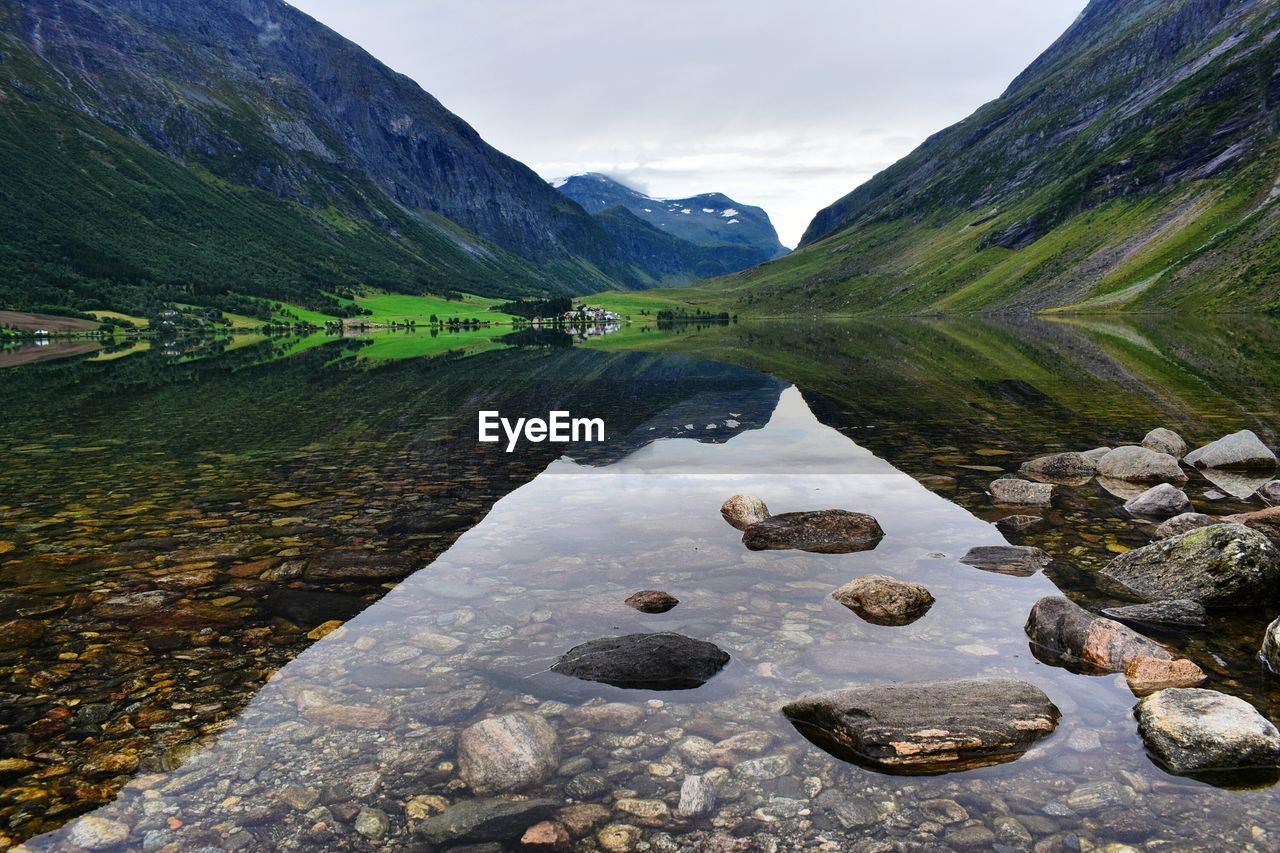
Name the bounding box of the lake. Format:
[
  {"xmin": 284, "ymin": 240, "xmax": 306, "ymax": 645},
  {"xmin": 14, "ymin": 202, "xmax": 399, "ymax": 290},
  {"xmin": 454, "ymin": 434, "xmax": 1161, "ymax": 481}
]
[{"xmin": 2, "ymin": 316, "xmax": 1279, "ymax": 850}]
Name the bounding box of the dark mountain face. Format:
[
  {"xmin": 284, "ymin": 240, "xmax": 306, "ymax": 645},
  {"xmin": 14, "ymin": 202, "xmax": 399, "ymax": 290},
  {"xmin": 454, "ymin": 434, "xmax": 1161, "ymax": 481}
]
[
  {"xmin": 591, "ymin": 207, "xmax": 768, "ymax": 287},
  {"xmin": 554, "ymin": 173, "xmax": 789, "ymax": 283},
  {"xmin": 0, "ymin": 0, "xmax": 643, "ymax": 312},
  {"xmin": 711, "ymin": 0, "xmax": 1280, "ymax": 314}
]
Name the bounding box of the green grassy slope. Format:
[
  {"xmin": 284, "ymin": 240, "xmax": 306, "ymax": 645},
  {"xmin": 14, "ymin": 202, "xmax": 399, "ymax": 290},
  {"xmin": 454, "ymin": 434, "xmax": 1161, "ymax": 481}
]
[
  {"xmin": 678, "ymin": 0, "xmax": 1280, "ymax": 315},
  {"xmin": 0, "ymin": 56, "xmax": 605, "ymax": 317}
]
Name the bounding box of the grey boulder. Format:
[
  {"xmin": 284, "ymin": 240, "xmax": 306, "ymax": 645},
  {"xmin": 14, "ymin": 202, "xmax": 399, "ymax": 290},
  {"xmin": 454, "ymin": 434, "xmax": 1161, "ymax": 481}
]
[
  {"xmin": 1155, "ymin": 512, "xmax": 1214, "ymax": 540},
  {"xmin": 1262, "ymin": 617, "xmax": 1280, "ymax": 676},
  {"xmin": 959, "ymin": 545, "xmax": 1051, "ymax": 577},
  {"xmin": 417, "ymin": 798, "xmax": 559, "ymax": 845},
  {"xmin": 1185, "ymin": 430, "xmax": 1277, "ymax": 470},
  {"xmin": 550, "ymin": 632, "xmax": 730, "ymax": 690},
  {"xmin": 782, "ymin": 678, "xmax": 1060, "ymax": 775},
  {"xmin": 457, "ymin": 712, "xmax": 559, "ymax": 795},
  {"xmin": 989, "ymin": 478, "xmax": 1055, "ymax": 506},
  {"xmin": 1096, "ymin": 446, "xmax": 1187, "ymax": 484},
  {"xmin": 742, "ymin": 509, "xmax": 883, "ymax": 554},
  {"xmin": 1136, "ymin": 688, "xmax": 1280, "ymax": 773},
  {"xmin": 678, "ymin": 774, "xmax": 717, "ymax": 817},
  {"xmin": 1020, "ymin": 452, "xmax": 1096, "ymax": 482},
  {"xmin": 1142, "ymin": 428, "xmax": 1187, "ymax": 459},
  {"xmin": 720, "ymin": 493, "xmax": 769, "ymax": 531},
  {"xmin": 1101, "ymin": 599, "xmax": 1207, "ymax": 632},
  {"xmin": 1123, "ymin": 483, "xmax": 1192, "ymax": 520},
  {"xmin": 1101, "ymin": 523, "xmax": 1280, "ymax": 605}
]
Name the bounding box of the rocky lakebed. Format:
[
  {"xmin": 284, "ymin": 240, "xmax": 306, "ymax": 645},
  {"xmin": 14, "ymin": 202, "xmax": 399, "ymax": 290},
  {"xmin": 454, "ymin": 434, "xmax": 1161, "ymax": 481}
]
[{"xmin": 7, "ymin": 384, "xmax": 1280, "ymax": 853}]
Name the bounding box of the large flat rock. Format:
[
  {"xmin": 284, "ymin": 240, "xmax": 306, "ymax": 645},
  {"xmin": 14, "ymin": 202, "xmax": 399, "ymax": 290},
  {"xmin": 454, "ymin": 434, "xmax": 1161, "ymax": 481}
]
[
  {"xmin": 741, "ymin": 510, "xmax": 883, "ymax": 554},
  {"xmin": 782, "ymin": 678, "xmax": 1060, "ymax": 775}
]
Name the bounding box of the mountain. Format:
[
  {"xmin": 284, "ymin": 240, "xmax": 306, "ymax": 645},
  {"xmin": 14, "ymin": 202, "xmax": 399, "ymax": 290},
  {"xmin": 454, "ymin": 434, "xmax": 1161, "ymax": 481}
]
[
  {"xmin": 694, "ymin": 0, "xmax": 1280, "ymax": 314},
  {"xmin": 0, "ymin": 0, "xmax": 643, "ymax": 315},
  {"xmin": 554, "ymin": 173, "xmax": 788, "ymax": 283}
]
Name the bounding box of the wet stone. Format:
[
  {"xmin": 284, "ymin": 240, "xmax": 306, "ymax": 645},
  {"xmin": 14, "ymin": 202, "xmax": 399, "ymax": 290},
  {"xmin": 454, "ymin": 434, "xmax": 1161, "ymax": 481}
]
[
  {"xmin": 1123, "ymin": 483, "xmax": 1192, "ymax": 520},
  {"xmin": 782, "ymin": 677, "xmax": 1060, "ymax": 774},
  {"xmin": 1025, "ymin": 596, "xmax": 1172, "ymax": 673},
  {"xmin": 1100, "ymin": 599, "xmax": 1206, "ymax": 631},
  {"xmin": 550, "ymin": 632, "xmax": 730, "ymax": 690},
  {"xmin": 1096, "ymin": 446, "xmax": 1187, "ymax": 484},
  {"xmin": 1154, "ymin": 512, "xmax": 1214, "ymax": 540},
  {"xmin": 741, "ymin": 509, "xmax": 884, "ymax": 554},
  {"xmin": 564, "ymin": 702, "xmax": 644, "ymax": 731},
  {"xmin": 1124, "ymin": 656, "xmax": 1206, "ymax": 695},
  {"xmin": 831, "ymin": 574, "xmax": 934, "ymax": 626},
  {"xmin": 1263, "ymin": 616, "xmax": 1280, "ymax": 676},
  {"xmin": 1102, "ymin": 523, "xmax": 1280, "ymax": 604},
  {"xmin": 1136, "ymin": 688, "xmax": 1280, "ymax": 774},
  {"xmin": 264, "ymin": 589, "xmax": 365, "ymax": 626},
  {"xmin": 1185, "ymin": 429, "xmax": 1277, "ymax": 470},
  {"xmin": 989, "ymin": 477, "xmax": 1055, "ymax": 506},
  {"xmin": 624, "ymin": 590, "xmax": 679, "ymax": 614},
  {"xmin": 678, "ymin": 774, "xmax": 717, "ymax": 817},
  {"xmin": 417, "ymin": 797, "xmax": 559, "ymax": 846},
  {"xmin": 458, "ymin": 712, "xmax": 559, "ymax": 795},
  {"xmin": 959, "ymin": 545, "xmax": 1050, "ymax": 577},
  {"xmin": 1142, "ymin": 428, "xmax": 1187, "ymax": 459},
  {"xmin": 1020, "ymin": 452, "xmax": 1096, "ymax": 481},
  {"xmin": 521, "ymin": 820, "xmax": 571, "ymax": 850},
  {"xmin": 720, "ymin": 494, "xmax": 770, "ymax": 531}
]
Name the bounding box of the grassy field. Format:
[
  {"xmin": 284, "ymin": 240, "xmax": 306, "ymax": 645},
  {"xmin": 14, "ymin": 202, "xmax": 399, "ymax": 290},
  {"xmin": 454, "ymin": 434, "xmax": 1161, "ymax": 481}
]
[
  {"xmin": 584, "ymin": 290, "xmax": 725, "ymax": 321},
  {"xmin": 347, "ymin": 291, "xmax": 517, "ymax": 325},
  {"xmin": 89, "ymin": 310, "xmax": 150, "ymax": 329}
]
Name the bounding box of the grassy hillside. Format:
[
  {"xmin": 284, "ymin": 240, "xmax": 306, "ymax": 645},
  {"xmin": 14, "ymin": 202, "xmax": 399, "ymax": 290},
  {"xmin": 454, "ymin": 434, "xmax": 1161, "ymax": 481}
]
[
  {"xmin": 680, "ymin": 0, "xmax": 1280, "ymax": 315},
  {"xmin": 0, "ymin": 63, "xmax": 604, "ymax": 317}
]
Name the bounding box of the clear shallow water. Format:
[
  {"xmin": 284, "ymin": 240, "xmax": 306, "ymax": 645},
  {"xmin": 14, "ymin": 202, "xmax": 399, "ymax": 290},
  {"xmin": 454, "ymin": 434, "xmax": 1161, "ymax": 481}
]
[{"xmin": 3, "ymin": 320, "xmax": 1280, "ymax": 850}]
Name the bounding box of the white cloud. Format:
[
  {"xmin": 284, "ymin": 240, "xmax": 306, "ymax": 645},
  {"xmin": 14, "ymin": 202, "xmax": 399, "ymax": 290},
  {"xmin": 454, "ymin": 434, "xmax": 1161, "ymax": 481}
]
[{"xmin": 289, "ymin": 0, "xmax": 1086, "ymax": 247}]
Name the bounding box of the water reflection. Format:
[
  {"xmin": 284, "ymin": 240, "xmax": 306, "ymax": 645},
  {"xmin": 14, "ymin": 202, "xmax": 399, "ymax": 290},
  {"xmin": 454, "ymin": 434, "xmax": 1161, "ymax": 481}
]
[
  {"xmin": 25, "ymin": 385, "xmax": 1280, "ymax": 850},
  {"xmin": 4, "ymin": 316, "xmax": 1280, "ymax": 849}
]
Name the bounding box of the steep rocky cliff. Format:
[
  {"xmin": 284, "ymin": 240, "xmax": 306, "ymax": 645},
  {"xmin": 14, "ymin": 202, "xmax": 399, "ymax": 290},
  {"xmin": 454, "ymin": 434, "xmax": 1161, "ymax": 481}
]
[
  {"xmin": 699, "ymin": 0, "xmax": 1280, "ymax": 314},
  {"xmin": 0, "ymin": 0, "xmax": 635, "ymax": 312}
]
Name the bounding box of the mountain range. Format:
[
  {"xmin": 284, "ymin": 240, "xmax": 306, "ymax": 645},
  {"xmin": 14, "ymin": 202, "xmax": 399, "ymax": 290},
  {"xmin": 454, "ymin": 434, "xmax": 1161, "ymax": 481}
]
[
  {"xmin": 685, "ymin": 0, "xmax": 1280, "ymax": 314},
  {"xmin": 2, "ymin": 0, "xmax": 1276, "ymax": 318},
  {"xmin": 554, "ymin": 173, "xmax": 788, "ymax": 280},
  {"xmin": 0, "ymin": 0, "xmax": 778, "ymax": 316}
]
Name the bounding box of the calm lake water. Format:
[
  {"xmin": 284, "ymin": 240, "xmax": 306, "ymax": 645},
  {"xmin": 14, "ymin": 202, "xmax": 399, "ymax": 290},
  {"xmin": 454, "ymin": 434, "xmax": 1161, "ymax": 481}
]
[{"xmin": 2, "ymin": 317, "xmax": 1279, "ymax": 851}]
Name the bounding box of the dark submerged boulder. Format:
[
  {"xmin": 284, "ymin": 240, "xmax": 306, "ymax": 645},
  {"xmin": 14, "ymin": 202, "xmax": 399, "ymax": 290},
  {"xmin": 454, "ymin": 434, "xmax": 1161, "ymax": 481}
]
[{"xmin": 550, "ymin": 632, "xmax": 729, "ymax": 690}]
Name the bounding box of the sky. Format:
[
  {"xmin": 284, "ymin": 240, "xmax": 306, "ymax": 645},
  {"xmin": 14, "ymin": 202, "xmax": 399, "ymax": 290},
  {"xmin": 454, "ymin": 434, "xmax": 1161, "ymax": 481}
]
[{"xmin": 288, "ymin": 0, "xmax": 1087, "ymax": 248}]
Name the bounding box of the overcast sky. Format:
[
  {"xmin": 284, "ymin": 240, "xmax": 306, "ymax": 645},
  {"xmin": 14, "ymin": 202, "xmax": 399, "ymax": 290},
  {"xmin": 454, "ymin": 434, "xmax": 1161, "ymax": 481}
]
[{"xmin": 289, "ymin": 0, "xmax": 1086, "ymax": 247}]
